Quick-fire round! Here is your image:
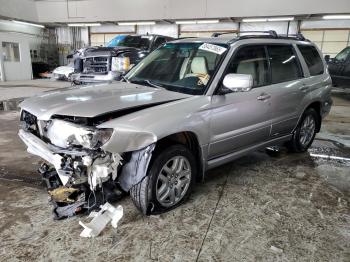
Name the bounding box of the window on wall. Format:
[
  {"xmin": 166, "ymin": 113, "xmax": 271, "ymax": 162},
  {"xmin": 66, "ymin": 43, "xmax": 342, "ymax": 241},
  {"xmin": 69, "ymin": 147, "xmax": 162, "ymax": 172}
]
[
  {"xmin": 301, "ymin": 29, "xmax": 350, "ymax": 58},
  {"xmin": 2, "ymin": 42, "xmax": 20, "ymax": 62},
  {"xmin": 266, "ymin": 45, "xmax": 302, "ymax": 84}
]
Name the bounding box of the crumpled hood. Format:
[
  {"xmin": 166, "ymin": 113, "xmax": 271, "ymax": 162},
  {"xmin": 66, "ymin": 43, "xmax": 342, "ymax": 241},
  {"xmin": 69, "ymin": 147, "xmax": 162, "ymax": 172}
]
[{"xmin": 20, "ymin": 82, "xmax": 191, "ymax": 120}]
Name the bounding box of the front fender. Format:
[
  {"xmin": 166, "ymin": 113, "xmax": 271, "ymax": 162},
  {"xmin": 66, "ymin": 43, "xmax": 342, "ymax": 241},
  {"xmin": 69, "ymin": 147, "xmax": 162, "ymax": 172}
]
[{"xmin": 98, "ymin": 96, "xmax": 212, "ymax": 153}]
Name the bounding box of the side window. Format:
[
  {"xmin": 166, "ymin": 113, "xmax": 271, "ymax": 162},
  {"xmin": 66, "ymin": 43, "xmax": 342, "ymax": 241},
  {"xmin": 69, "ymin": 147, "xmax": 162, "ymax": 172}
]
[
  {"xmin": 153, "ymin": 37, "xmax": 166, "ymax": 49},
  {"xmin": 297, "ymin": 45, "xmax": 324, "ymax": 76},
  {"xmin": 225, "ymin": 45, "xmax": 269, "ymax": 87},
  {"xmin": 267, "ymin": 45, "xmax": 302, "ymax": 84},
  {"xmin": 334, "ymin": 47, "xmax": 350, "ymax": 62}
]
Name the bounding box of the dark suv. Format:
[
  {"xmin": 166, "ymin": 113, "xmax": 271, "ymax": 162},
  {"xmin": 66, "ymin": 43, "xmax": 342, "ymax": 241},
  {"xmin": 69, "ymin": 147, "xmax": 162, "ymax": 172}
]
[
  {"xmin": 74, "ymin": 34, "xmax": 174, "ymax": 83},
  {"xmin": 326, "ymin": 46, "xmax": 350, "ymax": 87}
]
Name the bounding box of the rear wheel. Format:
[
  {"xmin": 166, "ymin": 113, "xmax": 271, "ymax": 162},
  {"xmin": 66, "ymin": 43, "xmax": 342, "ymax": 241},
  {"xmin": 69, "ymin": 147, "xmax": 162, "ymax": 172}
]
[
  {"xmin": 130, "ymin": 144, "xmax": 196, "ymax": 215},
  {"xmin": 286, "ymin": 108, "xmax": 319, "ymax": 153}
]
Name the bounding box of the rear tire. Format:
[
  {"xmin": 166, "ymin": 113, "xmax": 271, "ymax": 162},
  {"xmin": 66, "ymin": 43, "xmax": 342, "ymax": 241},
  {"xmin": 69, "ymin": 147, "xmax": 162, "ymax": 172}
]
[
  {"xmin": 286, "ymin": 108, "xmax": 319, "ymax": 153},
  {"xmin": 130, "ymin": 144, "xmax": 196, "ymax": 215}
]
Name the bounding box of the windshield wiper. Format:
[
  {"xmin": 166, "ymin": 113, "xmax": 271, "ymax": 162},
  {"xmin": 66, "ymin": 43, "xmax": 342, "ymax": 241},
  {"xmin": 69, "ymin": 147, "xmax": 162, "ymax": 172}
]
[
  {"xmin": 129, "ymin": 78, "xmax": 164, "ymax": 89},
  {"xmin": 120, "ymin": 75, "xmax": 130, "ymax": 83},
  {"xmin": 144, "ymin": 80, "xmax": 164, "ymax": 89}
]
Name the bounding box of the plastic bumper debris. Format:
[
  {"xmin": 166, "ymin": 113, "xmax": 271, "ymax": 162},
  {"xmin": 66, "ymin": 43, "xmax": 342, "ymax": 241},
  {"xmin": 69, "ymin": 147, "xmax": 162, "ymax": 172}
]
[{"xmin": 79, "ymin": 202, "xmax": 123, "ymax": 238}]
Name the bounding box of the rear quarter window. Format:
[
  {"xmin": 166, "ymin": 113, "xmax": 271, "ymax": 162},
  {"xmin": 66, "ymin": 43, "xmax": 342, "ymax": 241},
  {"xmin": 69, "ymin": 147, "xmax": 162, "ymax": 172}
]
[{"xmin": 297, "ymin": 45, "xmax": 324, "ymax": 76}]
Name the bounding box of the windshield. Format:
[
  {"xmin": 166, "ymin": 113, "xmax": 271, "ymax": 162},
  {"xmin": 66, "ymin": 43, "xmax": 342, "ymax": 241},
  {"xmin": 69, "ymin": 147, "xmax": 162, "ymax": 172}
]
[
  {"xmin": 334, "ymin": 47, "xmax": 350, "ymax": 62},
  {"xmin": 107, "ymin": 35, "xmax": 152, "ymax": 50},
  {"xmin": 125, "ymin": 42, "xmax": 228, "ymax": 95}
]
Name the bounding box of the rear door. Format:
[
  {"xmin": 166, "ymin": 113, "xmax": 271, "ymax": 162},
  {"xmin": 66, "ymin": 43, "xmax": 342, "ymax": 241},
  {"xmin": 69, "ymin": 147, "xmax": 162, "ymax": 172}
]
[
  {"xmin": 265, "ymin": 44, "xmax": 305, "ymax": 137},
  {"xmin": 208, "ymin": 45, "xmax": 272, "ymax": 158}
]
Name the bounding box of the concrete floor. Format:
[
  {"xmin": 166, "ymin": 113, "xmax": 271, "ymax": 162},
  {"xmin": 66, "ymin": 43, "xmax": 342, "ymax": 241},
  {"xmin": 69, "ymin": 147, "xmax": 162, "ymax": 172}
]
[{"xmin": 0, "ymin": 82, "xmax": 349, "ymax": 261}]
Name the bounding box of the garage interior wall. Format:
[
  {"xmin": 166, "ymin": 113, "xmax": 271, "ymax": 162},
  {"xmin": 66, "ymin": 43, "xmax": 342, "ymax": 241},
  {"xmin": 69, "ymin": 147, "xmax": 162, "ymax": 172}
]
[
  {"xmin": 34, "ymin": 0, "xmax": 350, "ymax": 23},
  {"xmin": 0, "ymin": 20, "xmax": 47, "ymax": 81},
  {"xmin": 301, "ymin": 20, "xmax": 350, "ymax": 57},
  {"xmin": 90, "ymin": 25, "xmax": 135, "ymax": 46}
]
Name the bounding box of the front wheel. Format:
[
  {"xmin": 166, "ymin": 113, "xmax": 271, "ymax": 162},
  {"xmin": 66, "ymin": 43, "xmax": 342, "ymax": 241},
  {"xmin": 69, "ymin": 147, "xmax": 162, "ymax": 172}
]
[
  {"xmin": 130, "ymin": 144, "xmax": 196, "ymax": 215},
  {"xmin": 286, "ymin": 108, "xmax": 319, "ymax": 153}
]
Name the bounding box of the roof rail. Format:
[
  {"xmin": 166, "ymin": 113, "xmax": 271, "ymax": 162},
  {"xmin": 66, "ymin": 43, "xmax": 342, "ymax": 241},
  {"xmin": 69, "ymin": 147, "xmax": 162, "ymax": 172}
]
[
  {"xmin": 215, "ymin": 31, "xmax": 309, "ymax": 43},
  {"xmin": 212, "ymin": 30, "xmax": 278, "ymax": 38},
  {"xmin": 211, "ymin": 32, "xmax": 237, "ymax": 37}
]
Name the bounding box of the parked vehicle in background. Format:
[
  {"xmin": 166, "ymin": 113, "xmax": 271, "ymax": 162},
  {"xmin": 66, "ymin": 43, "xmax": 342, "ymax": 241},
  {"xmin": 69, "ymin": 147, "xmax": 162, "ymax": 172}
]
[
  {"xmin": 52, "ymin": 63, "xmax": 74, "ymax": 81},
  {"xmin": 52, "ymin": 49, "xmax": 85, "ymax": 81},
  {"xmin": 325, "ymin": 46, "xmax": 350, "ymax": 87},
  {"xmin": 18, "ymin": 31, "xmax": 332, "ymax": 216},
  {"xmin": 73, "ymin": 34, "xmax": 175, "ymax": 84}
]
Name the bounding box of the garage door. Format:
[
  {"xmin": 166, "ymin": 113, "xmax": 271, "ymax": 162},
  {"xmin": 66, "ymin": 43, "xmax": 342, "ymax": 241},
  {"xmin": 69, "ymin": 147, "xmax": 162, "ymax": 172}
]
[{"xmin": 301, "ymin": 29, "xmax": 350, "ymax": 57}]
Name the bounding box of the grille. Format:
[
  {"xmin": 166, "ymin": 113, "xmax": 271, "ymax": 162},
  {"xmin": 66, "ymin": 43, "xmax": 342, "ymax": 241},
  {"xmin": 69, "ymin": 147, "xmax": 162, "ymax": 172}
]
[{"xmin": 83, "ymin": 56, "xmax": 109, "ymax": 74}]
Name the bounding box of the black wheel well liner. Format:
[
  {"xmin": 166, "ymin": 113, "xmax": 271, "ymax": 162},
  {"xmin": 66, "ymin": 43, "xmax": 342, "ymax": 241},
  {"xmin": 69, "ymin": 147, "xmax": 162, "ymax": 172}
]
[
  {"xmin": 154, "ymin": 132, "xmax": 203, "ymax": 182},
  {"xmin": 305, "ymin": 101, "xmax": 322, "ymax": 132}
]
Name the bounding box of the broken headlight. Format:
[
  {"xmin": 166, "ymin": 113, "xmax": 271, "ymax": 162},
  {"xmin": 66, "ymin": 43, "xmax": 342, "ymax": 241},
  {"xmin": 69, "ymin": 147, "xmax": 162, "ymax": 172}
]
[
  {"xmin": 74, "ymin": 128, "xmax": 113, "ymax": 149},
  {"xmin": 46, "ymin": 119, "xmax": 113, "ymax": 149}
]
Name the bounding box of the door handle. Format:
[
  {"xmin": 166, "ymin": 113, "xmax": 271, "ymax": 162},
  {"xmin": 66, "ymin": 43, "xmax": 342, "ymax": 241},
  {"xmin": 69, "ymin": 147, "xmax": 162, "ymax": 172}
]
[{"xmin": 257, "ymin": 93, "xmax": 271, "ymax": 101}]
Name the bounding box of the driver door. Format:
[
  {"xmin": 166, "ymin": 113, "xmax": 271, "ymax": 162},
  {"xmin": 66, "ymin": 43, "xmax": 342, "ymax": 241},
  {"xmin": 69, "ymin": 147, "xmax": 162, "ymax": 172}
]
[{"xmin": 208, "ymin": 45, "xmax": 272, "ymax": 158}]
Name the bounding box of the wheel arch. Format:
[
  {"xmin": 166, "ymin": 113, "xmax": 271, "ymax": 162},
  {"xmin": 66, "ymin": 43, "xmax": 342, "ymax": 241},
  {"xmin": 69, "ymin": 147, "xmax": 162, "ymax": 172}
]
[
  {"xmin": 153, "ymin": 131, "xmax": 205, "ymax": 182},
  {"xmin": 295, "ymin": 101, "xmax": 322, "ymax": 133}
]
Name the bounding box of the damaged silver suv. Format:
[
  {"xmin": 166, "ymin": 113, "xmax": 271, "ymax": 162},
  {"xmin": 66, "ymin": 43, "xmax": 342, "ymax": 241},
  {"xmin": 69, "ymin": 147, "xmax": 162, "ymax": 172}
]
[{"xmin": 19, "ymin": 31, "xmax": 332, "ymax": 216}]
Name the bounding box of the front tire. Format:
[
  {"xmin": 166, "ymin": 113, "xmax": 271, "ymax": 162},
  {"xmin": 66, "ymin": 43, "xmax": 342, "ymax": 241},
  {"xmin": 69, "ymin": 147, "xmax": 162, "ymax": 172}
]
[
  {"xmin": 286, "ymin": 108, "xmax": 319, "ymax": 153},
  {"xmin": 130, "ymin": 144, "xmax": 196, "ymax": 215}
]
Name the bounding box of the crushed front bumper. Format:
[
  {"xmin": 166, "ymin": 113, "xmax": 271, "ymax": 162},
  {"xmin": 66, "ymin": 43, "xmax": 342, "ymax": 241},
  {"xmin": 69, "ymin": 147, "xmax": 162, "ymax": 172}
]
[{"xmin": 18, "ymin": 129, "xmax": 70, "ymax": 184}]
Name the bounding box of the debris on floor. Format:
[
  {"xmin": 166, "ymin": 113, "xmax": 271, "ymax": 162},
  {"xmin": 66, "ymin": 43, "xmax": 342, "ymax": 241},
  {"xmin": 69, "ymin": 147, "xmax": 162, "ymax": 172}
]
[
  {"xmin": 79, "ymin": 202, "xmax": 123, "ymax": 238},
  {"xmin": 270, "ymin": 245, "xmax": 284, "ymax": 254}
]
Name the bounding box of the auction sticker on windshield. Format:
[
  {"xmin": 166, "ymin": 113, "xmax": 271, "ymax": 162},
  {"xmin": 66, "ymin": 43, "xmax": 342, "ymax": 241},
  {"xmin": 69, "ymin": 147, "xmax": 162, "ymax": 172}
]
[{"xmin": 199, "ymin": 43, "xmax": 227, "ymax": 55}]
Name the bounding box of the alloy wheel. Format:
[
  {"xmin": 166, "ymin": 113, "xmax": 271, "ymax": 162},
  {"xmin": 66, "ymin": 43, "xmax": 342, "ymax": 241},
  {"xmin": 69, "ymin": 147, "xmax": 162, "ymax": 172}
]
[
  {"xmin": 299, "ymin": 115, "xmax": 316, "ymax": 147},
  {"xmin": 155, "ymin": 156, "xmax": 192, "ymax": 207}
]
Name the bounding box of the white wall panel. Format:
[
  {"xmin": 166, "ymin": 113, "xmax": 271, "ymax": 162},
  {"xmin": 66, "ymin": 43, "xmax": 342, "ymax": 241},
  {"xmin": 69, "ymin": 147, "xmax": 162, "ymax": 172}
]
[
  {"xmin": 90, "ymin": 25, "xmax": 135, "ymax": 33},
  {"xmin": 35, "ymin": 0, "xmax": 350, "ymax": 23},
  {"xmin": 240, "ymin": 21, "xmax": 298, "ymax": 35},
  {"xmin": 301, "ymin": 20, "xmax": 350, "ymax": 29},
  {"xmin": 180, "ymin": 22, "xmax": 238, "ymax": 32},
  {"xmin": 0, "ymin": 32, "xmax": 33, "ymax": 81},
  {"xmin": 137, "ymin": 24, "xmax": 178, "ymax": 38},
  {"xmin": 0, "ymin": 0, "xmax": 38, "ymax": 22}
]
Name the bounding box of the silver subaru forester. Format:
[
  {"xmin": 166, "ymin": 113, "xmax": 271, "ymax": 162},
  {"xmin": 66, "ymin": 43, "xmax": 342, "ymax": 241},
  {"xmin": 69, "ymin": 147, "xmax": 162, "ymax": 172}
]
[{"xmin": 19, "ymin": 31, "xmax": 333, "ymax": 216}]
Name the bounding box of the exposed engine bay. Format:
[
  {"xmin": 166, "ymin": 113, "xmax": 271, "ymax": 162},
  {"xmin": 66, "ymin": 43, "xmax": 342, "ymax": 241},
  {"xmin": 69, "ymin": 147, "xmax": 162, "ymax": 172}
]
[{"xmin": 19, "ymin": 109, "xmax": 155, "ymax": 219}]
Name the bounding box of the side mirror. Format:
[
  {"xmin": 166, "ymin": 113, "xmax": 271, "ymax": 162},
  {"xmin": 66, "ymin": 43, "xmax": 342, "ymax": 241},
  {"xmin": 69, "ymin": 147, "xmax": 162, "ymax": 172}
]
[
  {"xmin": 324, "ymin": 55, "xmax": 330, "ymax": 63},
  {"xmin": 222, "ymin": 73, "xmax": 253, "ymax": 92}
]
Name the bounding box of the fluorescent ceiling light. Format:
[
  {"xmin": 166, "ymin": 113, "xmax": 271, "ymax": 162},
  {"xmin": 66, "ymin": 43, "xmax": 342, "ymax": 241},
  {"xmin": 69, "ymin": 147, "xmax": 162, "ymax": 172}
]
[
  {"xmin": 268, "ymin": 17, "xmax": 294, "ymax": 21},
  {"xmin": 243, "ymin": 17, "xmax": 294, "ymax": 22},
  {"xmin": 68, "ymin": 23, "xmax": 101, "ymax": 27},
  {"xmin": 323, "ymin": 15, "xmax": 350, "ymax": 20},
  {"xmin": 118, "ymin": 21, "xmax": 156, "ymax": 26},
  {"xmin": 197, "ymin": 19, "xmax": 219, "ymax": 24},
  {"xmin": 242, "ymin": 18, "xmax": 268, "ymax": 22},
  {"xmin": 12, "ymin": 20, "xmax": 44, "ymax": 28},
  {"xmin": 176, "ymin": 20, "xmax": 220, "ymax": 24},
  {"xmin": 175, "ymin": 20, "xmax": 197, "ymax": 24}
]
